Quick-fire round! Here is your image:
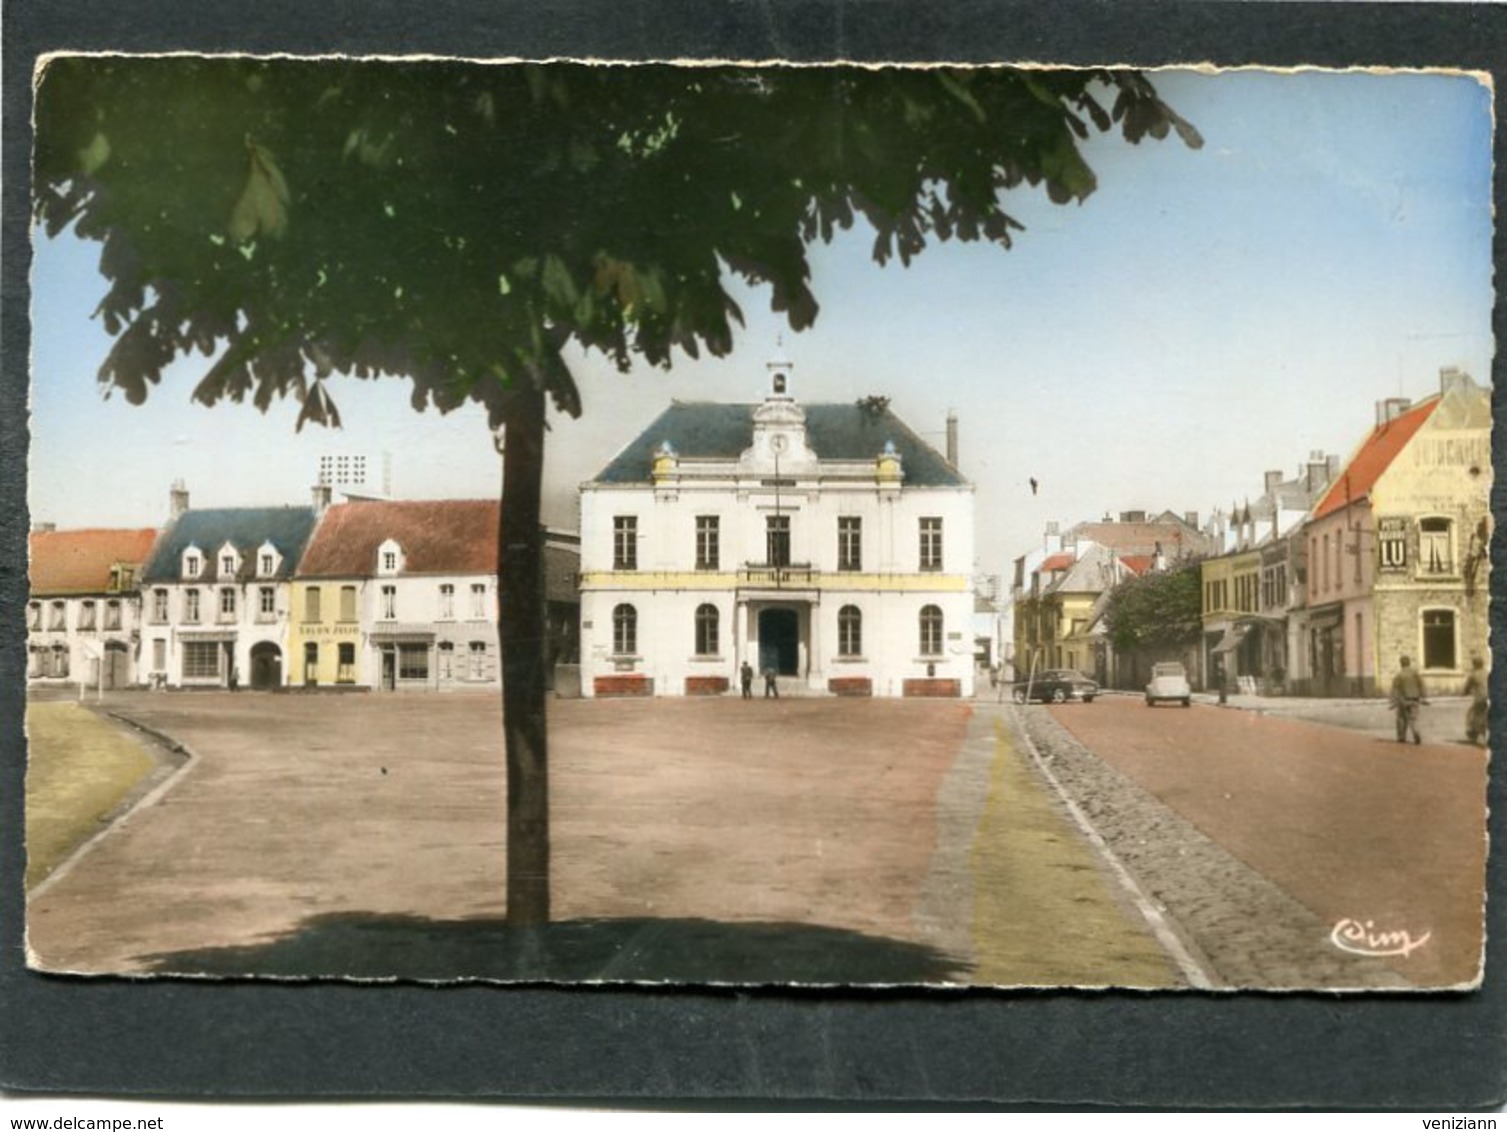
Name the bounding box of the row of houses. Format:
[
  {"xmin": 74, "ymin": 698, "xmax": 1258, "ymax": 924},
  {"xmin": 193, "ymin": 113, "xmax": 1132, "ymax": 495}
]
[
  {"xmin": 28, "ymin": 486, "xmax": 580, "ymax": 693},
  {"xmin": 1009, "ymin": 366, "xmax": 1491, "ymax": 698},
  {"xmin": 30, "ymin": 358, "xmax": 979, "ymax": 699}
]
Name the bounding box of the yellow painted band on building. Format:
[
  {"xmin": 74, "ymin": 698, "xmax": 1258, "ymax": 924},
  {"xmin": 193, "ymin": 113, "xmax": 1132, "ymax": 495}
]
[{"xmin": 578, "ymin": 571, "xmax": 970, "ymax": 592}]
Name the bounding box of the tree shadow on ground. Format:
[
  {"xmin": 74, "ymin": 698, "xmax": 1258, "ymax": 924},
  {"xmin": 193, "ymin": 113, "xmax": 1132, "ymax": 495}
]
[{"xmin": 141, "ymin": 913, "xmax": 970, "ymax": 986}]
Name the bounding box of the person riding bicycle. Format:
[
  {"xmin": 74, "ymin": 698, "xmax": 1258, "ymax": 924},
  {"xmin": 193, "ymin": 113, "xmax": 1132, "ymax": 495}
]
[{"xmin": 1389, "ymin": 655, "xmax": 1427, "ymax": 745}]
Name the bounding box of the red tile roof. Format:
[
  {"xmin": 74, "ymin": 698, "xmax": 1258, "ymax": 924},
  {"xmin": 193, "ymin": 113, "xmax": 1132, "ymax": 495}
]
[
  {"xmin": 1119, "ymin": 554, "xmax": 1155, "ymax": 576},
  {"xmin": 1038, "ymin": 552, "xmax": 1075, "ymax": 573},
  {"xmin": 29, "ymin": 528, "xmax": 158, "ymax": 595},
  {"xmin": 297, "ymin": 500, "xmax": 501, "ymax": 578},
  {"xmin": 1312, "ymin": 398, "xmax": 1440, "ymax": 520}
]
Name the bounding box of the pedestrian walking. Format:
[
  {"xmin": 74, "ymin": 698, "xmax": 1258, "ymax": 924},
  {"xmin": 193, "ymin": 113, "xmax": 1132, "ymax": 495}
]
[
  {"xmin": 740, "ymin": 660, "xmax": 754, "ymax": 700},
  {"xmin": 1464, "ymin": 655, "xmax": 1488, "ymax": 747},
  {"xmin": 763, "ymin": 667, "xmax": 779, "ymax": 699},
  {"xmin": 1390, "ymin": 655, "xmax": 1427, "ymax": 744}
]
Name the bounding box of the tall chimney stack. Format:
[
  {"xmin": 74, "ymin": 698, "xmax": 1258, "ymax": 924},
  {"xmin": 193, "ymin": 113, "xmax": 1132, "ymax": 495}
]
[
  {"xmin": 945, "ymin": 409, "xmax": 959, "ymax": 468},
  {"xmin": 312, "ymin": 483, "xmax": 332, "ymax": 517}
]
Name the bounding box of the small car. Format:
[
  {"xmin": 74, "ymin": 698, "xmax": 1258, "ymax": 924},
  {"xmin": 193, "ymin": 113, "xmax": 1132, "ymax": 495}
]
[
  {"xmin": 1012, "ymin": 669, "xmax": 1098, "ymax": 704},
  {"xmin": 1146, "ymin": 662, "xmax": 1192, "ymax": 707}
]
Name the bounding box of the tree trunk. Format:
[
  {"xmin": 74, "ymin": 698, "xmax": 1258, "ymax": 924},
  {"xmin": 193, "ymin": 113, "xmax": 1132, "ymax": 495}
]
[{"xmin": 499, "ymin": 383, "xmax": 550, "ymax": 927}]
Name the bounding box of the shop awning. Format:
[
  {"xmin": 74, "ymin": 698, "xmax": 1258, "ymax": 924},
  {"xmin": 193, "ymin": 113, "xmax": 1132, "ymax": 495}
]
[{"xmin": 1211, "ymin": 625, "xmax": 1249, "ymax": 653}]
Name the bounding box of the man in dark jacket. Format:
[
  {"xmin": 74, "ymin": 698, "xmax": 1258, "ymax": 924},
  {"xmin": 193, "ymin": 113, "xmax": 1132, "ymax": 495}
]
[{"xmin": 1390, "ymin": 656, "xmax": 1426, "ymax": 744}]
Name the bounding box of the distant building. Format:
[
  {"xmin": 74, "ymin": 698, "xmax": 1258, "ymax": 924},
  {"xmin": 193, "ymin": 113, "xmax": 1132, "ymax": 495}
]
[
  {"xmin": 138, "ymin": 486, "xmax": 319, "ymax": 689},
  {"xmin": 292, "ymin": 497, "xmax": 580, "ymax": 692},
  {"xmin": 578, "ymin": 360, "xmax": 975, "ymax": 697},
  {"xmin": 27, "ymin": 526, "xmax": 158, "ymax": 688},
  {"xmin": 1199, "ymin": 452, "xmax": 1337, "ymax": 693},
  {"xmin": 317, "ymin": 450, "xmax": 392, "ymax": 500}
]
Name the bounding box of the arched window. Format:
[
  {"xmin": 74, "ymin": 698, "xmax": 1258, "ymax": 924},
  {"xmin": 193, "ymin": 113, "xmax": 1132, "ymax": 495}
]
[
  {"xmin": 613, "ymin": 604, "xmax": 637, "ymax": 655},
  {"xmin": 838, "ymin": 605, "xmax": 862, "ymax": 657},
  {"xmin": 919, "ymin": 604, "xmax": 943, "ymax": 656},
  {"xmin": 694, "ymin": 604, "xmax": 719, "ymax": 656}
]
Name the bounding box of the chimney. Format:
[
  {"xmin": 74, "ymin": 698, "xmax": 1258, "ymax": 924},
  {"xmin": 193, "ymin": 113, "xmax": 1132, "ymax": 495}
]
[
  {"xmin": 1376, "ymin": 397, "xmax": 1412, "ymax": 426},
  {"xmin": 945, "ymin": 410, "xmax": 958, "ymax": 468},
  {"xmin": 169, "ymin": 480, "xmax": 190, "ymax": 520},
  {"xmin": 1120, "ymin": 510, "xmax": 1146, "ymax": 524},
  {"xmin": 1264, "ymin": 470, "xmax": 1283, "ymax": 496},
  {"xmin": 1327, "ymin": 454, "xmax": 1341, "ymax": 479},
  {"xmin": 1440, "ymin": 366, "xmax": 1472, "ymax": 397},
  {"xmin": 1044, "ymin": 521, "xmax": 1062, "ymax": 553},
  {"xmin": 1184, "ymin": 511, "xmax": 1199, "ymax": 528},
  {"xmin": 312, "ymin": 483, "xmax": 332, "ymax": 517}
]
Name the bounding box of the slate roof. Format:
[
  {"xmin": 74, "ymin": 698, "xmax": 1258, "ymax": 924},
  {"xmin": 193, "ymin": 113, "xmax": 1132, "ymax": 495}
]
[
  {"xmin": 590, "ymin": 401, "xmax": 967, "ymax": 487},
  {"xmin": 141, "ymin": 508, "xmax": 318, "ymax": 583},
  {"xmin": 297, "ymin": 500, "xmax": 499, "ymax": 578},
  {"xmin": 1311, "ymin": 398, "xmax": 1441, "ymax": 521},
  {"xmin": 29, "ymin": 528, "xmax": 159, "ymax": 596}
]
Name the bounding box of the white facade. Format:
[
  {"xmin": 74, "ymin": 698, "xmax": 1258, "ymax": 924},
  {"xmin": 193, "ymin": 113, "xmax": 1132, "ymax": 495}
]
[
  {"xmin": 26, "ymin": 591, "xmax": 143, "ymax": 688},
  {"xmin": 360, "ymin": 570, "xmax": 500, "ymax": 691},
  {"xmin": 579, "ymin": 368, "xmax": 976, "ymax": 698}
]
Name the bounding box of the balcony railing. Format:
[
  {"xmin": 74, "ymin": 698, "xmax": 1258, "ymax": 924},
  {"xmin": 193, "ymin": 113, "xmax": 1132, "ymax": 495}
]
[{"xmin": 739, "ymin": 563, "xmax": 818, "ymax": 588}]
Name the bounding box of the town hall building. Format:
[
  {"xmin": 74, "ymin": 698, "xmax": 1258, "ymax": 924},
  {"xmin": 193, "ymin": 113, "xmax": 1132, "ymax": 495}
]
[{"xmin": 578, "ymin": 359, "xmax": 976, "ymax": 698}]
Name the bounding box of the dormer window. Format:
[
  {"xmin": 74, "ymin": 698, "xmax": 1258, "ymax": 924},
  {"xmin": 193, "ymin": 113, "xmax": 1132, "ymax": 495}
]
[
  {"xmin": 216, "ymin": 543, "xmax": 241, "ymax": 580},
  {"xmin": 183, "ymin": 548, "xmax": 202, "ymax": 579},
  {"xmin": 377, "ymin": 539, "xmax": 404, "ymax": 576},
  {"xmin": 256, "ymin": 542, "xmax": 281, "ymax": 578}
]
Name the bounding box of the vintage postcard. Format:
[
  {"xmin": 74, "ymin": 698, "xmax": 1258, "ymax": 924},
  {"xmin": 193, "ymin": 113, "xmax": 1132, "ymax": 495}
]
[{"xmin": 23, "ymin": 57, "xmax": 1492, "ymax": 997}]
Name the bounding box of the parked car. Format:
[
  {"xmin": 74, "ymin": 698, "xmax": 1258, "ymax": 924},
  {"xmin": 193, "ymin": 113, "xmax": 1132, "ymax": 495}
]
[
  {"xmin": 1146, "ymin": 662, "xmax": 1192, "ymax": 707},
  {"xmin": 1012, "ymin": 669, "xmax": 1098, "ymax": 704}
]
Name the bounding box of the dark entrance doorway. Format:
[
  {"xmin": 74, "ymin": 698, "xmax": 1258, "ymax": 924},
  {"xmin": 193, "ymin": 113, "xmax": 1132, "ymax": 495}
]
[
  {"xmin": 758, "ymin": 608, "xmax": 800, "ymax": 675},
  {"xmin": 249, "ymin": 642, "xmax": 282, "ymax": 690},
  {"xmin": 103, "ymin": 641, "xmax": 130, "ymax": 689},
  {"xmin": 381, "ymin": 647, "xmax": 397, "ymax": 691}
]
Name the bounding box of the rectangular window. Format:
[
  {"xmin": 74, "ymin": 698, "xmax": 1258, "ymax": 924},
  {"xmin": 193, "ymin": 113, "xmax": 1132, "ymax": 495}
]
[
  {"xmin": 471, "ymin": 583, "xmax": 486, "ymax": 619},
  {"xmin": 152, "ymin": 639, "xmax": 166, "ymax": 672},
  {"xmin": 259, "ymin": 587, "xmax": 276, "ymax": 619},
  {"xmin": 184, "ymin": 590, "xmax": 200, "ymax": 624},
  {"xmin": 337, "ymin": 642, "xmax": 356, "ymax": 683},
  {"xmin": 439, "ymin": 584, "xmax": 455, "ymax": 619},
  {"xmin": 438, "ymin": 642, "xmax": 454, "ymax": 681},
  {"xmin": 186, "ymin": 556, "xmax": 200, "ymax": 578},
  {"xmin": 695, "ymin": 604, "xmax": 719, "ymax": 656},
  {"xmin": 1422, "ymin": 610, "xmax": 1457, "ymax": 670},
  {"xmin": 104, "ymin": 600, "xmax": 122, "ymax": 630},
  {"xmin": 340, "ymin": 585, "xmax": 357, "ymax": 622},
  {"xmin": 398, "ymin": 642, "xmax": 429, "ymax": 681},
  {"xmin": 838, "ymin": 517, "xmax": 862, "ymax": 572},
  {"xmin": 381, "ymin": 585, "xmax": 396, "ymax": 620},
  {"xmin": 382, "ymin": 550, "xmax": 398, "ymax": 572},
  {"xmin": 696, "ymin": 516, "xmax": 720, "ymax": 571},
  {"xmin": 219, "ymin": 587, "xmax": 237, "ymax": 619},
  {"xmin": 469, "ymin": 641, "xmax": 487, "ymax": 680},
  {"xmin": 614, "ymin": 516, "xmax": 638, "ymax": 570},
  {"xmin": 221, "ymin": 555, "xmax": 236, "ymax": 576},
  {"xmin": 79, "ymin": 601, "xmax": 96, "ymax": 630},
  {"xmin": 153, "ymin": 589, "xmax": 169, "ymax": 623},
  {"xmin": 182, "ymin": 641, "xmax": 220, "ymax": 680},
  {"xmin": 1419, "ymin": 519, "xmax": 1454, "ymax": 575},
  {"xmin": 260, "ymin": 553, "xmax": 274, "ymax": 576},
  {"xmin": 766, "ymin": 515, "xmax": 791, "ymax": 567},
  {"xmin": 304, "ymin": 586, "xmax": 322, "ymax": 622},
  {"xmin": 49, "ymin": 601, "xmax": 66, "ymax": 630},
  {"xmin": 27, "ymin": 602, "xmax": 40, "ymax": 630},
  {"xmin": 920, "ymin": 517, "xmax": 943, "ymax": 571},
  {"xmin": 304, "ymin": 642, "xmax": 319, "ymax": 685}
]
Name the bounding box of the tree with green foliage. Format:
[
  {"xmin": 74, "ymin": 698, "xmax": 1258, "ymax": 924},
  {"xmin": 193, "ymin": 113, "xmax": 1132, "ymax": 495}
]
[
  {"xmin": 34, "ymin": 58, "xmax": 1200, "ymax": 928},
  {"xmin": 1102, "ymin": 561, "xmax": 1206, "ymax": 655}
]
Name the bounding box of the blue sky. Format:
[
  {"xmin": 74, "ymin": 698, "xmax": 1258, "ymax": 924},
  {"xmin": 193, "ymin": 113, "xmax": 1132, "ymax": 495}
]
[{"xmin": 29, "ymin": 66, "xmax": 1494, "ymax": 577}]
